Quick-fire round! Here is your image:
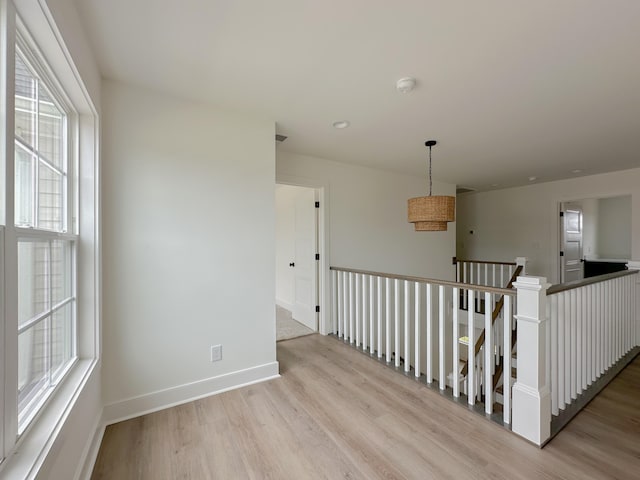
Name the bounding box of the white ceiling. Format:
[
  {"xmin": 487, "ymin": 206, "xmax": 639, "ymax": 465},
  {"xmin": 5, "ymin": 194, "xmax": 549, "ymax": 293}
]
[{"xmin": 75, "ymin": 0, "xmax": 640, "ymax": 191}]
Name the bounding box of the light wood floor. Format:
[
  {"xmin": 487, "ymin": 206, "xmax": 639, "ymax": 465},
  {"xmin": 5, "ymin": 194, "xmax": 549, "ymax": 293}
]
[{"xmin": 91, "ymin": 335, "xmax": 640, "ymax": 479}]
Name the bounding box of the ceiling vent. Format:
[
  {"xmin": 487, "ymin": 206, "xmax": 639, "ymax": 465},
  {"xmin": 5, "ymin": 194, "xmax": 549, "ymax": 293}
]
[
  {"xmin": 275, "ymin": 134, "xmax": 288, "ymax": 142},
  {"xmin": 456, "ymin": 186, "xmax": 476, "ymax": 195}
]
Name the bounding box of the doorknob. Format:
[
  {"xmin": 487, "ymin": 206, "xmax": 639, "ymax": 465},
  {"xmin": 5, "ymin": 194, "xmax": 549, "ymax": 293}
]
[{"xmin": 289, "ymin": 262, "xmax": 295, "ymax": 267}]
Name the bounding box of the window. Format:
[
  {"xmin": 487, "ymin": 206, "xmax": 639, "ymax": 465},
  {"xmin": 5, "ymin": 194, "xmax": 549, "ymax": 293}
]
[
  {"xmin": 14, "ymin": 46, "xmax": 77, "ymax": 432},
  {"xmin": 0, "ymin": 1, "xmax": 99, "ymax": 476}
]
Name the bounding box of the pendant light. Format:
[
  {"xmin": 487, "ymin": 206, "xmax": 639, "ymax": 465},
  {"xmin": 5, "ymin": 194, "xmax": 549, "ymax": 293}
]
[{"xmin": 407, "ymin": 140, "xmax": 455, "ymax": 231}]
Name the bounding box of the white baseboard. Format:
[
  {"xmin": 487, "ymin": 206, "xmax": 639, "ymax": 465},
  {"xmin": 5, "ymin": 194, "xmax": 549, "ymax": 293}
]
[
  {"xmin": 102, "ymin": 361, "xmax": 280, "ymax": 425},
  {"xmin": 276, "ymin": 299, "xmax": 294, "ymax": 311},
  {"xmin": 76, "ymin": 416, "xmax": 105, "ymax": 480}
]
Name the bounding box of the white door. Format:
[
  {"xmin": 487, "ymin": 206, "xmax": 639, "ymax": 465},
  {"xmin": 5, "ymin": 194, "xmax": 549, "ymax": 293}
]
[
  {"xmin": 560, "ymin": 202, "xmax": 584, "ymax": 283},
  {"xmin": 292, "ymin": 188, "xmax": 317, "ymax": 330}
]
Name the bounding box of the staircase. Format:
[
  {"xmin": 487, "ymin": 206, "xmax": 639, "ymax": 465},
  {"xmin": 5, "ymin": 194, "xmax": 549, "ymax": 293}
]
[{"xmin": 456, "ymin": 264, "xmax": 523, "ymax": 409}]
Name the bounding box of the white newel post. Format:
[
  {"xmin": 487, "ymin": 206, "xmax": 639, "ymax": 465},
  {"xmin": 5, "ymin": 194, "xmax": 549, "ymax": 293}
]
[
  {"xmin": 512, "ymin": 276, "xmax": 551, "ymax": 446},
  {"xmin": 627, "ymin": 261, "xmax": 640, "ymax": 347},
  {"xmin": 515, "ymin": 256, "xmax": 527, "ymax": 275}
]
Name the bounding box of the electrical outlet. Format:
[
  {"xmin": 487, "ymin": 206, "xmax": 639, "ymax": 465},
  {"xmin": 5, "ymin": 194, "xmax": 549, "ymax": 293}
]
[{"xmin": 210, "ymin": 344, "xmax": 222, "ymax": 362}]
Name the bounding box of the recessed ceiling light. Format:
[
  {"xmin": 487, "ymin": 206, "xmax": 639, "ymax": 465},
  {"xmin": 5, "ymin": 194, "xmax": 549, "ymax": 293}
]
[
  {"xmin": 332, "ymin": 120, "xmax": 350, "ymax": 129},
  {"xmin": 491, "ymin": 183, "xmax": 499, "ymax": 187},
  {"xmin": 528, "ymin": 176, "xmax": 537, "ymax": 181},
  {"xmin": 572, "ymin": 169, "xmax": 582, "ymax": 174},
  {"xmin": 396, "ymin": 77, "xmax": 416, "ymax": 93}
]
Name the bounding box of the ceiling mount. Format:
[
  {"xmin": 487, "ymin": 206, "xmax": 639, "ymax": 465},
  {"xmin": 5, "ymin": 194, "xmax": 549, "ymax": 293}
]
[
  {"xmin": 425, "ymin": 140, "xmax": 436, "ymax": 147},
  {"xmin": 396, "ymin": 77, "xmax": 416, "ymax": 93}
]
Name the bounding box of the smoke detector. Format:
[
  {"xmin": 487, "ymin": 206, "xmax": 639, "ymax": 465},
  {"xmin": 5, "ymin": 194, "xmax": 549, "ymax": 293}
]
[{"xmin": 396, "ymin": 77, "xmax": 417, "ymax": 93}]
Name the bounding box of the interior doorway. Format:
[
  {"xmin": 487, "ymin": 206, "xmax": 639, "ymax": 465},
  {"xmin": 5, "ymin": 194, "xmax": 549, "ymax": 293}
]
[
  {"xmin": 275, "ymin": 184, "xmax": 319, "ymax": 341},
  {"xmin": 558, "ymin": 195, "xmax": 632, "ymax": 283},
  {"xmin": 560, "ymin": 202, "xmax": 584, "ymax": 283}
]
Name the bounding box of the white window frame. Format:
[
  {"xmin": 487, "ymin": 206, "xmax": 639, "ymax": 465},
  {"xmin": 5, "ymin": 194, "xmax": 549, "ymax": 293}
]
[
  {"xmin": 14, "ymin": 36, "xmax": 73, "ymax": 233},
  {"xmin": 4, "ymin": 23, "xmax": 77, "ymax": 445},
  {"xmin": 0, "ymin": 0, "xmax": 100, "ymax": 477}
]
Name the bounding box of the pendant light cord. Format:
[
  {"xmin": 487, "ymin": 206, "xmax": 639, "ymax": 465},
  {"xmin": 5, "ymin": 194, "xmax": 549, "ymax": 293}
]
[{"xmin": 428, "ymin": 144, "xmax": 433, "ymax": 196}]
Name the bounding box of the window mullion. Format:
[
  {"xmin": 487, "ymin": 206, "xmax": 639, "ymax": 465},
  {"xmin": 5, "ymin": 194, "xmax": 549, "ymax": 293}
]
[
  {"xmin": 46, "ymin": 240, "xmax": 52, "ymax": 388},
  {"xmin": 33, "ymin": 76, "xmax": 39, "ymax": 228}
]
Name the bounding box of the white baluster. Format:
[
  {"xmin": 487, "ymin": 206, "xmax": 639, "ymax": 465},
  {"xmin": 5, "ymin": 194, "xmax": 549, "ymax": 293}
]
[
  {"xmin": 404, "ymin": 280, "xmax": 411, "ymax": 373},
  {"xmin": 468, "ymin": 288, "xmax": 475, "ymax": 405},
  {"xmin": 557, "ymin": 292, "xmax": 565, "ymax": 411},
  {"xmin": 415, "ymin": 282, "xmax": 421, "ymax": 378},
  {"xmin": 503, "ymin": 295, "xmax": 512, "ymax": 424},
  {"xmin": 395, "ymin": 279, "xmax": 401, "ymax": 368},
  {"xmin": 337, "ymin": 271, "xmax": 343, "ymax": 338},
  {"xmin": 484, "ymin": 292, "xmax": 493, "ymax": 414},
  {"xmin": 349, "ymin": 272, "xmax": 355, "ymax": 344},
  {"xmin": 439, "ymin": 285, "xmax": 445, "ymax": 390},
  {"xmin": 590, "ymin": 284, "xmax": 596, "ymax": 383},
  {"xmin": 576, "ymin": 288, "xmax": 582, "ymax": 396},
  {"xmin": 585, "ymin": 285, "xmax": 595, "ymax": 385},
  {"xmin": 500, "ymin": 265, "xmax": 505, "ymax": 288},
  {"xmin": 604, "ymin": 280, "xmax": 609, "ymax": 370},
  {"xmin": 332, "ymin": 270, "xmax": 337, "ymax": 334},
  {"xmin": 616, "ymin": 278, "xmax": 620, "ymax": 360},
  {"xmin": 342, "ymin": 271, "xmax": 348, "ymax": 340},
  {"xmin": 386, "ymin": 277, "xmax": 391, "ymax": 363},
  {"xmin": 626, "ymin": 276, "xmax": 632, "ymax": 353},
  {"xmin": 581, "ymin": 286, "xmax": 587, "ymax": 391},
  {"xmin": 598, "ymin": 282, "xmax": 604, "ymax": 377},
  {"xmin": 463, "ymin": 263, "xmax": 468, "ymax": 309},
  {"xmin": 370, "ymin": 275, "xmax": 375, "ymax": 354},
  {"xmin": 618, "ymin": 278, "xmax": 623, "ymax": 358},
  {"xmin": 356, "ymin": 274, "xmax": 361, "ymax": 348},
  {"xmin": 550, "ymin": 294, "xmax": 558, "ymax": 416},
  {"xmin": 362, "ymin": 275, "xmax": 369, "ymax": 352},
  {"xmin": 426, "ymin": 283, "xmax": 433, "ymax": 383},
  {"xmin": 564, "ymin": 290, "xmax": 571, "ymax": 407},
  {"xmin": 570, "ymin": 289, "xmax": 576, "ymax": 400},
  {"xmin": 453, "ymin": 287, "xmax": 460, "ymax": 397},
  {"xmin": 362, "ymin": 275, "xmax": 367, "ymax": 351},
  {"xmin": 621, "ymin": 277, "xmax": 624, "ymax": 355},
  {"xmin": 378, "ymin": 276, "xmax": 383, "ymax": 358}
]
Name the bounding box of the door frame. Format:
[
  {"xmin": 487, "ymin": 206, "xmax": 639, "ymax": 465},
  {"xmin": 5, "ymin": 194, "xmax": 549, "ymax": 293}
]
[
  {"xmin": 559, "ymin": 201, "xmax": 584, "ymax": 283},
  {"xmin": 553, "ymin": 191, "xmax": 632, "ymax": 285},
  {"xmin": 276, "ymin": 174, "xmax": 331, "ymax": 335}
]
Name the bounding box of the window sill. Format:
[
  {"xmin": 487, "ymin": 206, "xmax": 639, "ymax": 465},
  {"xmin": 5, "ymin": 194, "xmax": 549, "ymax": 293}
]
[{"xmin": 0, "ymin": 358, "xmax": 98, "ymax": 480}]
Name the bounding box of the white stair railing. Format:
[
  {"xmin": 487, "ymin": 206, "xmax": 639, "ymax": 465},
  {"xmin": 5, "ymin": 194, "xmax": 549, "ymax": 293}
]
[
  {"xmin": 453, "ymin": 257, "xmax": 525, "ymax": 310},
  {"xmin": 546, "ymin": 268, "xmax": 639, "ymax": 416},
  {"xmin": 330, "ymin": 267, "xmax": 516, "ymax": 424},
  {"xmin": 512, "ymin": 265, "xmax": 640, "ymax": 446}
]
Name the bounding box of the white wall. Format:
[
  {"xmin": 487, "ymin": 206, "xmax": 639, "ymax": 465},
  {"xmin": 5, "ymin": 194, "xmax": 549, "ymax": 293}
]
[
  {"xmin": 581, "ymin": 198, "xmax": 598, "ymax": 258},
  {"xmin": 275, "ymin": 185, "xmax": 311, "ymax": 310},
  {"xmin": 101, "ymin": 81, "xmax": 278, "ymax": 421},
  {"xmin": 597, "ymin": 195, "xmax": 631, "ymax": 259},
  {"xmin": 457, "ymin": 168, "xmax": 640, "ymax": 283},
  {"xmin": 277, "ymin": 150, "xmax": 456, "ymax": 280}
]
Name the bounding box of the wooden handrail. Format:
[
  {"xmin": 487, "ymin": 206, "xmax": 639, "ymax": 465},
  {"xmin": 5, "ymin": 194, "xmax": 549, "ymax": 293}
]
[
  {"xmin": 330, "ymin": 266, "xmax": 515, "ymax": 296},
  {"xmin": 460, "ymin": 264, "xmax": 523, "ymax": 378},
  {"xmin": 547, "ymin": 269, "xmax": 638, "ymax": 295}
]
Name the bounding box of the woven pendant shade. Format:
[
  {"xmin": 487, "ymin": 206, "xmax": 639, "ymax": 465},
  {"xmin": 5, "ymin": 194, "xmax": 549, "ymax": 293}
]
[
  {"xmin": 408, "ymin": 195, "xmax": 455, "ymax": 231},
  {"xmin": 407, "ymin": 140, "xmax": 455, "ymax": 232}
]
